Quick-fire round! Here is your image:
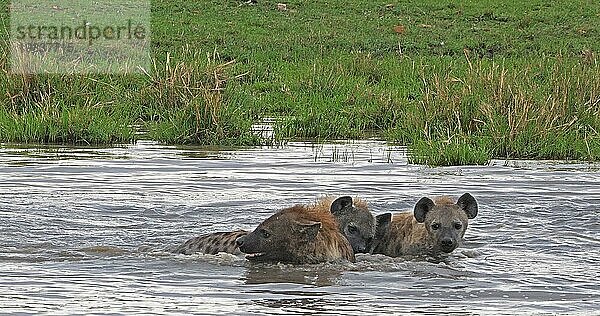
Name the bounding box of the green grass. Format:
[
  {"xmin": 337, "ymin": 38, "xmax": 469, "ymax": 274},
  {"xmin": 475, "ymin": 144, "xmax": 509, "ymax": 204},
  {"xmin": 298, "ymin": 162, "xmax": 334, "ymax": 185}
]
[{"xmin": 1, "ymin": 0, "xmax": 600, "ymax": 165}]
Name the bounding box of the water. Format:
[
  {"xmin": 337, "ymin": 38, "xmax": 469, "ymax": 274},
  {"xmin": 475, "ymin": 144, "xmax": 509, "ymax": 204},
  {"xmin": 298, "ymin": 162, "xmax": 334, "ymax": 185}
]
[{"xmin": 1, "ymin": 141, "xmax": 598, "ymax": 315}]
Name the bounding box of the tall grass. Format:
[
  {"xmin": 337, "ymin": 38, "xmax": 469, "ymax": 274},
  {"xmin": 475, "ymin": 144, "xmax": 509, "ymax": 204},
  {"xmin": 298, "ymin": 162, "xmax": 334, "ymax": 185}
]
[
  {"xmin": 0, "ymin": 44, "xmax": 137, "ymax": 144},
  {"xmin": 141, "ymin": 48, "xmax": 261, "ymax": 145},
  {"xmin": 394, "ymin": 51, "xmax": 600, "ymax": 165},
  {"xmin": 265, "ymin": 51, "xmax": 600, "ymax": 165},
  {"xmin": 0, "ymin": 45, "xmax": 261, "ymax": 146}
]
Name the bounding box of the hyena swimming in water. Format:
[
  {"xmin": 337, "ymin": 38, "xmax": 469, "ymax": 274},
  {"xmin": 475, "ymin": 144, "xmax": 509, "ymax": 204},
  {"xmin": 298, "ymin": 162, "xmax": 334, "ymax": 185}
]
[
  {"xmin": 236, "ymin": 198, "xmax": 355, "ymax": 263},
  {"xmin": 174, "ymin": 196, "xmax": 387, "ymax": 256},
  {"xmin": 370, "ymin": 193, "xmax": 478, "ymax": 257}
]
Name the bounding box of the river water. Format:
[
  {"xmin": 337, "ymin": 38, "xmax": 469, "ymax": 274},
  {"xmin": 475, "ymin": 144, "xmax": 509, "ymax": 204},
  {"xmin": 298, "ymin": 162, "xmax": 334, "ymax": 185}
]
[{"xmin": 0, "ymin": 141, "xmax": 598, "ymax": 315}]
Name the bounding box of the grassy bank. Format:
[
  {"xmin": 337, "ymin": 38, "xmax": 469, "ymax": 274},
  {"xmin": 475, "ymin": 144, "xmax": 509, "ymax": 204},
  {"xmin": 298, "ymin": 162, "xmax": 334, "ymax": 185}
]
[
  {"xmin": 1, "ymin": 0, "xmax": 600, "ymax": 165},
  {"xmin": 0, "ymin": 46, "xmax": 261, "ymax": 145}
]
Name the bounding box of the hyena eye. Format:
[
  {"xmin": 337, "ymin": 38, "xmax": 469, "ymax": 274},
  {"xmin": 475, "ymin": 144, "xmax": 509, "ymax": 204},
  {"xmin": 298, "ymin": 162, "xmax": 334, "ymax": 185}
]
[
  {"xmin": 260, "ymin": 229, "xmax": 271, "ymax": 239},
  {"xmin": 454, "ymin": 223, "xmax": 463, "ymax": 230},
  {"xmin": 431, "ymin": 223, "xmax": 440, "ymax": 230},
  {"xmin": 347, "ymin": 225, "xmax": 358, "ymax": 235}
]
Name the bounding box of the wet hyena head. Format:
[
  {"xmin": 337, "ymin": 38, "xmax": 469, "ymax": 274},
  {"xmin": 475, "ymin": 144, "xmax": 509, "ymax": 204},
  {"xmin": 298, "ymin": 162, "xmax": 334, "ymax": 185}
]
[
  {"xmin": 330, "ymin": 196, "xmax": 382, "ymax": 253},
  {"xmin": 413, "ymin": 193, "xmax": 478, "ymax": 254},
  {"xmin": 236, "ymin": 207, "xmax": 322, "ymax": 262}
]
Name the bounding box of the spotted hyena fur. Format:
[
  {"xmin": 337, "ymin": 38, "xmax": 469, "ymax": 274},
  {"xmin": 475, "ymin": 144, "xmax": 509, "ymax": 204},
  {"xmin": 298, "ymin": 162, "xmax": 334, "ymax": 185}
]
[
  {"xmin": 174, "ymin": 230, "xmax": 247, "ymax": 255},
  {"xmin": 370, "ymin": 193, "xmax": 478, "ymax": 257},
  {"xmin": 236, "ymin": 200, "xmax": 355, "ymax": 263},
  {"xmin": 326, "ymin": 196, "xmax": 390, "ymax": 254},
  {"xmin": 175, "ymin": 196, "xmax": 384, "ymax": 256}
]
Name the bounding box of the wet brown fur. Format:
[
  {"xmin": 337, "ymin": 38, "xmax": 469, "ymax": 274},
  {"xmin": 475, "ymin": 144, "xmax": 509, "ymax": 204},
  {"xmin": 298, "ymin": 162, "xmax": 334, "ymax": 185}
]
[
  {"xmin": 371, "ymin": 195, "xmax": 474, "ymax": 257},
  {"xmin": 317, "ymin": 196, "xmax": 376, "ymax": 253},
  {"xmin": 239, "ymin": 199, "xmax": 356, "ymax": 263}
]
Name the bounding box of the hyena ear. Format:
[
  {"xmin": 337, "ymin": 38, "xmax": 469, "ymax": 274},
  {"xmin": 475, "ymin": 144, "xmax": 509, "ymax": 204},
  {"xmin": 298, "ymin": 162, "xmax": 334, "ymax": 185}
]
[
  {"xmin": 457, "ymin": 193, "xmax": 478, "ymax": 219},
  {"xmin": 295, "ymin": 221, "xmax": 322, "ymax": 241},
  {"xmin": 330, "ymin": 196, "xmax": 353, "ymax": 215},
  {"xmin": 414, "ymin": 197, "xmax": 435, "ymax": 223},
  {"xmin": 374, "ymin": 213, "xmax": 392, "ymax": 239}
]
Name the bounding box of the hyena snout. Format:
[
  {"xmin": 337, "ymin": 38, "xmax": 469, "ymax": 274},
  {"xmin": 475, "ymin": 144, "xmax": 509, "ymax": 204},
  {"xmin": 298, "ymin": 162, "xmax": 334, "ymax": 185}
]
[
  {"xmin": 349, "ymin": 236, "xmax": 368, "ymax": 253},
  {"xmin": 236, "ymin": 235, "xmax": 253, "ymax": 254},
  {"xmin": 355, "ymin": 242, "xmax": 367, "ymax": 253},
  {"xmin": 235, "ymin": 236, "xmax": 245, "ymax": 247},
  {"xmin": 440, "ymin": 238, "xmax": 457, "ymax": 253}
]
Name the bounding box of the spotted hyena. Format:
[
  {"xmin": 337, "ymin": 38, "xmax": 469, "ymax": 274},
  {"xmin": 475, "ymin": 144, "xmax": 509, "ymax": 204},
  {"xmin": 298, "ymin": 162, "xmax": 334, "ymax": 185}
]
[
  {"xmin": 236, "ymin": 200, "xmax": 356, "ymax": 263},
  {"xmin": 370, "ymin": 193, "xmax": 478, "ymax": 257},
  {"xmin": 326, "ymin": 196, "xmax": 390, "ymax": 254},
  {"xmin": 174, "ymin": 196, "xmax": 384, "ymax": 256}
]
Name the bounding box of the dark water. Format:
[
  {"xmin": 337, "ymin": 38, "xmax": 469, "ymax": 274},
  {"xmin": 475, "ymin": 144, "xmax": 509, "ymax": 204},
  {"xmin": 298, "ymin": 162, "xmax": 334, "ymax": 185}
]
[{"xmin": 0, "ymin": 141, "xmax": 598, "ymax": 315}]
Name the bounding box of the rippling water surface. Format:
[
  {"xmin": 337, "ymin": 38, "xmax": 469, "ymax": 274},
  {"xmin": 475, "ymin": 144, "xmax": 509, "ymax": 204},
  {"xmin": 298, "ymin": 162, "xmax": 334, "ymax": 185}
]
[{"xmin": 1, "ymin": 141, "xmax": 598, "ymax": 315}]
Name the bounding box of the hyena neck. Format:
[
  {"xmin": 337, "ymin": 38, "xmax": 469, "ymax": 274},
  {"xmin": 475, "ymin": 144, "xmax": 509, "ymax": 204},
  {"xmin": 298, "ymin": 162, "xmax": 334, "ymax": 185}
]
[
  {"xmin": 302, "ymin": 201, "xmax": 356, "ymax": 262},
  {"xmin": 401, "ymin": 222, "xmax": 436, "ymax": 256},
  {"xmin": 311, "ymin": 231, "xmax": 355, "ymax": 263}
]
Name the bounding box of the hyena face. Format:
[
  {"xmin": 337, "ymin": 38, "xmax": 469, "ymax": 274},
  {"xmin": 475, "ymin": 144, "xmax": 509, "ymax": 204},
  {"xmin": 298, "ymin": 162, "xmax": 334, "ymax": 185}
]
[
  {"xmin": 236, "ymin": 209, "xmax": 322, "ymax": 262},
  {"xmin": 414, "ymin": 193, "xmax": 478, "ymax": 253},
  {"xmin": 329, "ymin": 196, "xmax": 388, "ymax": 254}
]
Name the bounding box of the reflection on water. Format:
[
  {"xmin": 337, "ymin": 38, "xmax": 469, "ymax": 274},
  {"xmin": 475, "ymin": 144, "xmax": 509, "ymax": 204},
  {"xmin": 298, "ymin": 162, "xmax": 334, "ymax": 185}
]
[
  {"xmin": 243, "ymin": 263, "xmax": 344, "ymax": 286},
  {"xmin": 0, "ymin": 140, "xmax": 599, "ymax": 315}
]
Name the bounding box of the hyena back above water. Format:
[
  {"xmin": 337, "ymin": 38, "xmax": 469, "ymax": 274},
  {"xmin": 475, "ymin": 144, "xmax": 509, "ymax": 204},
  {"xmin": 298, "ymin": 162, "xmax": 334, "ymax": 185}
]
[
  {"xmin": 174, "ymin": 230, "xmax": 247, "ymax": 255},
  {"xmin": 370, "ymin": 193, "xmax": 478, "ymax": 257},
  {"xmin": 236, "ymin": 199, "xmax": 355, "ymax": 263}
]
